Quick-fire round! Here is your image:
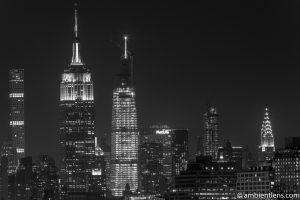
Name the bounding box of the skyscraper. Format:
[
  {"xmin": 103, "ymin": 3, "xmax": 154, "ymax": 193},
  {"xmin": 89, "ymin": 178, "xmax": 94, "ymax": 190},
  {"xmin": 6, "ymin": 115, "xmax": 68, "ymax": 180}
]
[
  {"xmin": 140, "ymin": 126, "xmax": 172, "ymax": 191},
  {"xmin": 139, "ymin": 142, "xmax": 164, "ymax": 195},
  {"xmin": 202, "ymin": 107, "xmax": 219, "ymax": 160},
  {"xmin": 110, "ymin": 37, "xmax": 139, "ymax": 196},
  {"xmin": 9, "ymin": 69, "xmax": 25, "ymax": 170},
  {"xmin": 259, "ymin": 108, "xmax": 275, "ymax": 162},
  {"xmin": 171, "ymin": 129, "xmax": 189, "ymax": 177},
  {"xmin": 140, "ymin": 126, "xmax": 189, "ymax": 192},
  {"xmin": 59, "ymin": 5, "xmax": 95, "ymax": 194}
]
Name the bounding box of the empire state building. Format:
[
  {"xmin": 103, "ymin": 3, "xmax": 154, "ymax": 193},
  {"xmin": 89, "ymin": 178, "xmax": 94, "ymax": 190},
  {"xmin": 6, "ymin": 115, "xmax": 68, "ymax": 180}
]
[{"xmin": 59, "ymin": 6, "xmax": 95, "ymax": 194}]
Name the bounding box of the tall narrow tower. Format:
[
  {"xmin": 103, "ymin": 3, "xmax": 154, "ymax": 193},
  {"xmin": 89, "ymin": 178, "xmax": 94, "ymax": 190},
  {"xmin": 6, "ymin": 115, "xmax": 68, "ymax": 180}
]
[
  {"xmin": 259, "ymin": 108, "xmax": 275, "ymax": 162},
  {"xmin": 59, "ymin": 5, "xmax": 95, "ymax": 194},
  {"xmin": 110, "ymin": 36, "xmax": 139, "ymax": 196},
  {"xmin": 9, "ymin": 69, "xmax": 25, "ymax": 170},
  {"xmin": 202, "ymin": 107, "xmax": 219, "ymax": 160}
]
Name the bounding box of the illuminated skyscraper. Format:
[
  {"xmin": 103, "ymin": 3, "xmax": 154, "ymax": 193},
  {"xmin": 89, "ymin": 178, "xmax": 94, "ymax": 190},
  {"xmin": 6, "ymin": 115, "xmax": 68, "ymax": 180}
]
[
  {"xmin": 9, "ymin": 69, "xmax": 25, "ymax": 170},
  {"xmin": 110, "ymin": 37, "xmax": 139, "ymax": 196},
  {"xmin": 59, "ymin": 5, "xmax": 95, "ymax": 194},
  {"xmin": 259, "ymin": 108, "xmax": 275, "ymax": 162},
  {"xmin": 202, "ymin": 107, "xmax": 219, "ymax": 160}
]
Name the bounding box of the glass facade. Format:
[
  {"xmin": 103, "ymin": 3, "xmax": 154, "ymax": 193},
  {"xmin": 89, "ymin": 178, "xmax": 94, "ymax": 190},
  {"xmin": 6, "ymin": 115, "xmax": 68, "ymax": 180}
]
[
  {"xmin": 9, "ymin": 69, "xmax": 25, "ymax": 171},
  {"xmin": 110, "ymin": 39, "xmax": 139, "ymax": 196},
  {"xmin": 202, "ymin": 107, "xmax": 219, "ymax": 160}
]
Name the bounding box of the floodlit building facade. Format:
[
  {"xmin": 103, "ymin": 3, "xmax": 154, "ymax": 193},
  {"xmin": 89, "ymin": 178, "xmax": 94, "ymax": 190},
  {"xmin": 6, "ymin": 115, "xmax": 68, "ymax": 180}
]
[
  {"xmin": 9, "ymin": 69, "xmax": 25, "ymax": 170},
  {"xmin": 110, "ymin": 37, "xmax": 139, "ymax": 196},
  {"xmin": 259, "ymin": 108, "xmax": 275, "ymax": 162},
  {"xmin": 59, "ymin": 6, "xmax": 95, "ymax": 194}
]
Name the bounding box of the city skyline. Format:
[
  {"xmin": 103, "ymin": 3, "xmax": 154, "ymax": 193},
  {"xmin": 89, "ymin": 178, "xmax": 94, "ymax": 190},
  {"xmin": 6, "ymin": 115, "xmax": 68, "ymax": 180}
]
[{"xmin": 1, "ymin": 1, "xmax": 300, "ymax": 163}]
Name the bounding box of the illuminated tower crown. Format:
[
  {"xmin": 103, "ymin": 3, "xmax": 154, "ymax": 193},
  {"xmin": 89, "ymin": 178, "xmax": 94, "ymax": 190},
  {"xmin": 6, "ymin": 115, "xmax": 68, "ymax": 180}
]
[
  {"xmin": 259, "ymin": 108, "xmax": 275, "ymax": 161},
  {"xmin": 261, "ymin": 108, "xmax": 274, "ymax": 148}
]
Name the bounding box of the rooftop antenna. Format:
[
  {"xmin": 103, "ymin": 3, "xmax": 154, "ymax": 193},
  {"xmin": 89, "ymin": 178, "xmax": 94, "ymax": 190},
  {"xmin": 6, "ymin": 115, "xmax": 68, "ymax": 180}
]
[
  {"xmin": 74, "ymin": 3, "xmax": 78, "ymax": 39},
  {"xmin": 70, "ymin": 2, "xmax": 83, "ymax": 65},
  {"xmin": 124, "ymin": 36, "xmax": 128, "ymax": 59}
]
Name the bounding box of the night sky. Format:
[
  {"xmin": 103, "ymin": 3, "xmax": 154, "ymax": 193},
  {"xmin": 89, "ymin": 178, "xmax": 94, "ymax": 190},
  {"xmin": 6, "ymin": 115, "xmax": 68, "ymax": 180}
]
[{"xmin": 1, "ymin": 0, "xmax": 300, "ymax": 164}]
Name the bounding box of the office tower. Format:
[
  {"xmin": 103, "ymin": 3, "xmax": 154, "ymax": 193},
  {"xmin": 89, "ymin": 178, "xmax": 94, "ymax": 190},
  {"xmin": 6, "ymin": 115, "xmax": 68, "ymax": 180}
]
[
  {"xmin": 171, "ymin": 129, "xmax": 189, "ymax": 176},
  {"xmin": 59, "ymin": 5, "xmax": 95, "ymax": 194},
  {"xmin": 140, "ymin": 126, "xmax": 172, "ymax": 191},
  {"xmin": 202, "ymin": 107, "xmax": 219, "ymax": 160},
  {"xmin": 140, "ymin": 126, "xmax": 189, "ymax": 192},
  {"xmin": 110, "ymin": 36, "xmax": 139, "ymax": 196},
  {"xmin": 218, "ymin": 140, "xmax": 254, "ymax": 170},
  {"xmin": 9, "ymin": 69, "xmax": 25, "ymax": 170},
  {"xmin": 258, "ymin": 108, "xmax": 275, "ymax": 162},
  {"xmin": 169, "ymin": 156, "xmax": 236, "ymax": 199},
  {"xmin": 0, "ymin": 140, "xmax": 15, "ymax": 200},
  {"xmin": 236, "ymin": 166, "xmax": 275, "ymax": 195},
  {"xmin": 139, "ymin": 142, "xmax": 164, "ymax": 195},
  {"xmin": 274, "ymin": 137, "xmax": 300, "ymax": 194}
]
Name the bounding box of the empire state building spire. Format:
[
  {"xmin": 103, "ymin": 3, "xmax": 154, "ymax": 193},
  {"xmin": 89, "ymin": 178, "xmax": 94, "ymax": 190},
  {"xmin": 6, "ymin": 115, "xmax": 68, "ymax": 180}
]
[{"xmin": 70, "ymin": 3, "xmax": 83, "ymax": 65}]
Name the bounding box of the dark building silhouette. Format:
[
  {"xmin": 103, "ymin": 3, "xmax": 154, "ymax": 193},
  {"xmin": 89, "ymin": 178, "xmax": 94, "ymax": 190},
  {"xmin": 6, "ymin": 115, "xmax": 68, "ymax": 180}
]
[
  {"xmin": 274, "ymin": 137, "xmax": 300, "ymax": 194},
  {"xmin": 99, "ymin": 134, "xmax": 111, "ymax": 190},
  {"xmin": 139, "ymin": 142, "xmax": 164, "ymax": 195},
  {"xmin": 237, "ymin": 166, "xmax": 275, "ymax": 195},
  {"xmin": 169, "ymin": 156, "xmax": 236, "ymax": 199},
  {"xmin": 217, "ymin": 140, "xmax": 255, "ymax": 170},
  {"xmin": 59, "ymin": 5, "xmax": 96, "ymax": 196},
  {"xmin": 8, "ymin": 157, "xmax": 34, "ymax": 200},
  {"xmin": 202, "ymin": 107, "xmax": 219, "ymax": 160},
  {"xmin": 196, "ymin": 136, "xmax": 202, "ymax": 156},
  {"xmin": 171, "ymin": 129, "xmax": 189, "ymax": 177},
  {"xmin": 34, "ymin": 155, "xmax": 59, "ymax": 200},
  {"xmin": 0, "ymin": 140, "xmax": 15, "ymax": 200},
  {"xmin": 7, "ymin": 156, "xmax": 59, "ymax": 200},
  {"xmin": 285, "ymin": 137, "xmax": 300, "ymax": 149}
]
